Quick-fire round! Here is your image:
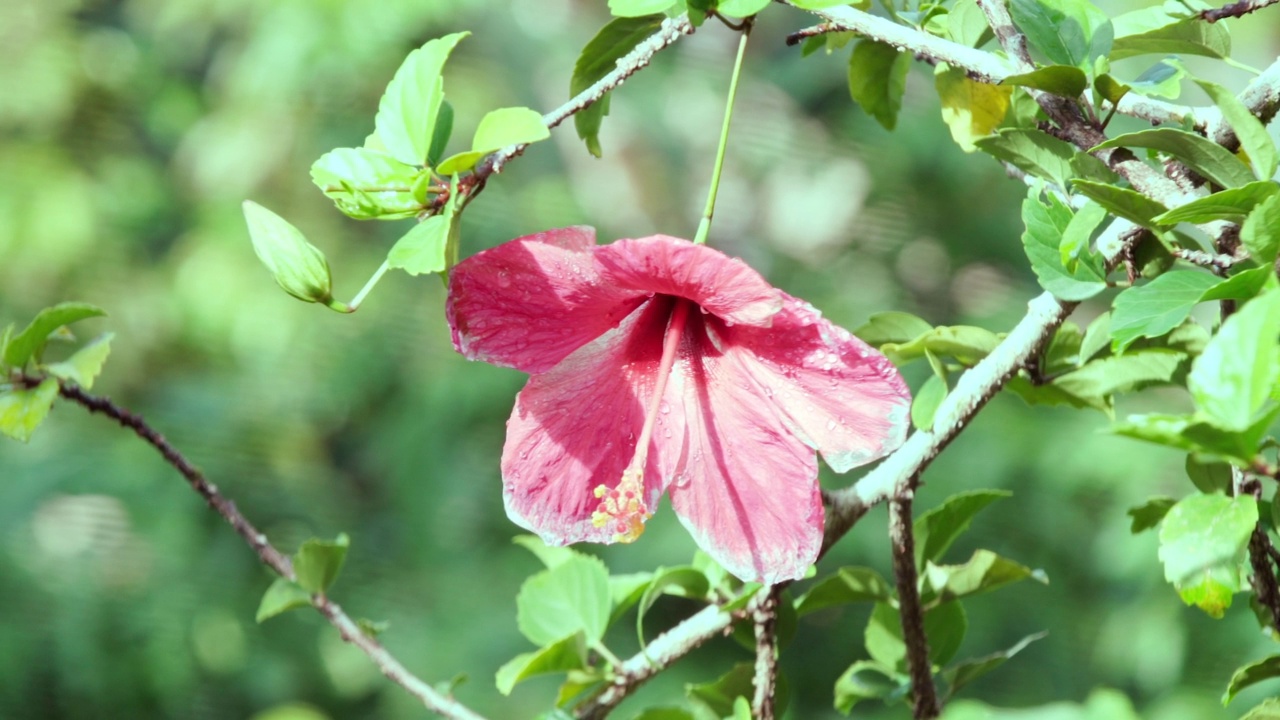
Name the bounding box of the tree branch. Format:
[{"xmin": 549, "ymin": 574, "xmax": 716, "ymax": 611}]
[
  {"xmin": 750, "ymin": 589, "xmax": 781, "ymax": 720},
  {"xmin": 889, "ymin": 497, "xmax": 940, "ymax": 719},
  {"xmin": 43, "ymin": 377, "xmax": 488, "ymax": 720},
  {"xmin": 435, "ymin": 15, "xmax": 696, "ymax": 213},
  {"xmin": 574, "ymin": 602, "xmax": 745, "ymax": 719},
  {"xmin": 1200, "ymin": 0, "xmax": 1280, "ymax": 22},
  {"xmin": 1208, "ymin": 57, "xmax": 1280, "ymax": 149}
]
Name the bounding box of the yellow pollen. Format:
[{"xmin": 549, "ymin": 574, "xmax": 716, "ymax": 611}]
[{"xmin": 590, "ymin": 467, "xmax": 650, "ymax": 543}]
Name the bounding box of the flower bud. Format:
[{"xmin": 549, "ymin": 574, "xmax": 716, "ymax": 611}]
[{"xmin": 243, "ymin": 201, "xmax": 333, "ymax": 303}]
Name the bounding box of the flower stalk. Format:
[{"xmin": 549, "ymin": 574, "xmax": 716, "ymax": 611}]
[{"xmin": 693, "ymin": 23, "xmax": 751, "ymax": 246}]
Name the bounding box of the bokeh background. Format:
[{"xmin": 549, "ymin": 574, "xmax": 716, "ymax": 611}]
[{"xmin": 3, "ymin": 0, "xmax": 1279, "ymax": 718}]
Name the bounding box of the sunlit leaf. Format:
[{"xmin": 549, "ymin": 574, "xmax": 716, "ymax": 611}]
[
  {"xmin": 1243, "ymin": 195, "xmax": 1280, "ymax": 266},
  {"xmin": 310, "ymin": 148, "xmax": 422, "ymax": 220},
  {"xmin": 1188, "ymin": 289, "xmax": 1280, "ymax": 431},
  {"xmin": 374, "ymin": 32, "xmax": 469, "ymax": 166},
  {"xmin": 3, "ymin": 302, "xmax": 107, "ymax": 368},
  {"xmin": 1001, "ymin": 65, "xmax": 1087, "ymax": 97},
  {"xmin": 1158, "ymin": 494, "xmax": 1256, "ymax": 618},
  {"xmin": 293, "ymin": 533, "xmax": 350, "ymax": 594},
  {"xmin": 1110, "ymin": 7, "xmax": 1230, "ymax": 60},
  {"xmin": 853, "ymin": 311, "xmax": 932, "ymax": 347},
  {"xmin": 936, "ymin": 65, "xmax": 1011, "ymax": 152},
  {"xmin": 1020, "ymin": 191, "xmax": 1108, "ymax": 300},
  {"xmin": 44, "ymin": 333, "xmax": 113, "ymax": 390},
  {"xmin": 924, "ymin": 549, "xmax": 1045, "ymax": 603},
  {"xmin": 974, "ymin": 129, "xmax": 1075, "ymax": 190},
  {"xmin": 1153, "ymin": 181, "xmax": 1280, "ymax": 224},
  {"xmin": 1194, "ymin": 79, "xmax": 1278, "ymax": 182},
  {"xmin": 0, "ymin": 378, "xmax": 59, "ymax": 443},
  {"xmin": 912, "ymin": 374, "xmax": 947, "ymax": 432},
  {"xmin": 1071, "ymin": 179, "xmax": 1170, "ymax": 228},
  {"xmin": 256, "ymin": 578, "xmax": 312, "ymax": 623},
  {"xmin": 516, "ymin": 554, "xmax": 612, "ymax": 646},
  {"xmin": 495, "ymin": 633, "xmax": 586, "ymax": 695}
]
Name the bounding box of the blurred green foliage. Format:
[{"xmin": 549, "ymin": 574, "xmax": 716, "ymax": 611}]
[{"xmin": 2, "ymin": 0, "xmax": 1279, "ymax": 718}]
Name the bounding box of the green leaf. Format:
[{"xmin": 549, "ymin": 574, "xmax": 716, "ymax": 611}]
[
  {"xmin": 1053, "ymin": 349, "xmax": 1185, "ymax": 407},
  {"xmin": 940, "ymin": 632, "xmax": 1046, "ymax": 698},
  {"xmin": 243, "ymin": 202, "xmax": 333, "ymax": 304},
  {"xmin": 947, "ymin": 0, "xmax": 994, "ymax": 47},
  {"xmin": 1008, "ymin": 0, "xmax": 1113, "ymax": 68},
  {"xmin": 924, "ymin": 550, "xmax": 1045, "ymax": 603},
  {"xmin": 514, "ymin": 535, "xmax": 579, "ymax": 569},
  {"xmin": 1080, "ymin": 311, "xmax": 1111, "ymax": 364},
  {"xmin": 1001, "ymin": 66, "xmax": 1088, "ymax": 97},
  {"xmin": 636, "ymin": 566, "xmax": 710, "ymax": 642},
  {"xmin": 853, "ymin": 311, "xmax": 932, "ymax": 347},
  {"xmin": 881, "ymin": 326, "xmax": 1001, "ymax": 366},
  {"xmin": 609, "ymin": 0, "xmax": 675, "ymax": 15},
  {"xmin": 936, "ymin": 64, "xmax": 1011, "ymax": 153},
  {"xmin": 1158, "ymin": 493, "xmax": 1257, "ymax": 618},
  {"xmin": 356, "ymin": 618, "xmax": 390, "ymax": 637},
  {"xmin": 387, "ymin": 179, "xmax": 457, "ymax": 277},
  {"xmin": 517, "ymin": 554, "xmax": 612, "ymax": 646},
  {"xmin": 1110, "ymin": 271, "xmax": 1219, "ymax": 352},
  {"xmin": 1127, "ymin": 496, "xmax": 1177, "ymax": 533},
  {"xmin": 435, "ymin": 151, "xmax": 487, "ymax": 176},
  {"xmin": 1059, "ymin": 200, "xmax": 1107, "ymax": 270},
  {"xmin": 572, "ymin": 16, "xmax": 664, "ymax": 157},
  {"xmin": 1201, "ymin": 266, "xmax": 1275, "ymax": 303},
  {"xmin": 1093, "ymin": 74, "xmax": 1130, "ymax": 105},
  {"xmin": 3, "ymin": 303, "xmax": 107, "ymax": 368},
  {"xmin": 912, "ymin": 374, "xmax": 947, "ymax": 432},
  {"xmin": 1110, "ymin": 8, "xmax": 1230, "ymax": 60},
  {"xmin": 473, "ymin": 106, "xmax": 550, "ymax": 153},
  {"xmin": 495, "ymin": 634, "xmax": 586, "ymax": 695},
  {"xmin": 1154, "ymin": 181, "xmax": 1280, "ymax": 224},
  {"xmin": 607, "ymin": 571, "xmax": 653, "ymax": 625},
  {"xmin": 1042, "ymin": 322, "xmax": 1085, "ymax": 374},
  {"xmin": 1127, "ymin": 59, "xmax": 1186, "ymax": 99},
  {"xmin": 256, "ymin": 578, "xmax": 312, "ymax": 623},
  {"xmin": 1070, "ymin": 179, "xmax": 1170, "ymax": 228},
  {"xmin": 795, "ymin": 567, "xmax": 893, "ymax": 616},
  {"xmin": 974, "ymin": 129, "xmax": 1075, "ymax": 191},
  {"xmin": 374, "ymin": 32, "xmax": 468, "ymax": 167},
  {"xmin": 915, "ymin": 490, "xmax": 1012, "ymax": 567},
  {"xmin": 1195, "ymin": 80, "xmax": 1278, "ymax": 182},
  {"xmin": 628, "ymin": 708, "xmax": 696, "ymax": 720},
  {"xmin": 310, "ymin": 148, "xmax": 422, "ymax": 220},
  {"xmin": 427, "ymin": 100, "xmax": 453, "ymax": 168},
  {"xmin": 1242, "ymin": 698, "xmax": 1280, "ymax": 720},
  {"xmin": 1243, "ymin": 195, "xmax": 1280, "ymax": 266},
  {"xmin": 866, "ymin": 600, "xmax": 968, "ymax": 671},
  {"xmin": 847, "ymin": 41, "xmax": 911, "ymax": 131},
  {"xmin": 1188, "ymin": 289, "xmax": 1280, "ymax": 431},
  {"xmin": 717, "ymin": 0, "xmax": 771, "ymax": 16},
  {"xmin": 45, "ymin": 333, "xmax": 113, "ymax": 390},
  {"xmin": 793, "ymin": 0, "xmax": 866, "ymax": 6},
  {"xmin": 0, "ymin": 378, "xmax": 59, "ymax": 442},
  {"xmin": 293, "ymin": 534, "xmax": 350, "ymax": 594},
  {"xmin": 1186, "ymin": 455, "xmax": 1232, "ymax": 495},
  {"xmin": 1111, "ymin": 410, "xmax": 1274, "ymax": 465},
  {"xmin": 833, "ymin": 660, "xmax": 906, "ymax": 714},
  {"xmin": 1093, "ymin": 129, "xmax": 1255, "ymax": 189},
  {"xmin": 1020, "ymin": 192, "xmax": 1108, "ymax": 300}
]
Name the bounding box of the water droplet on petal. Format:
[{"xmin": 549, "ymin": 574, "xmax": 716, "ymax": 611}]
[
  {"xmin": 826, "ymin": 419, "xmax": 837, "ymax": 431},
  {"xmin": 660, "ymin": 402, "xmax": 670, "ymax": 414}
]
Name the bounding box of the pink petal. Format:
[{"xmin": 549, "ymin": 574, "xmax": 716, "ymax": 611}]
[
  {"xmin": 447, "ymin": 226, "xmax": 645, "ymax": 374},
  {"xmin": 656, "ymin": 314, "xmax": 824, "ymax": 584},
  {"xmin": 723, "ymin": 296, "xmax": 911, "ymax": 473},
  {"xmin": 595, "ymin": 236, "xmax": 783, "ymax": 328},
  {"xmin": 501, "ymin": 300, "xmax": 670, "ymax": 545}
]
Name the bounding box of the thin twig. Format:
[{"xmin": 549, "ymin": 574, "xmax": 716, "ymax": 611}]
[
  {"xmin": 43, "ymin": 377, "xmax": 488, "ymax": 720},
  {"xmin": 785, "ymin": 22, "xmax": 836, "ymax": 46},
  {"xmin": 426, "ymin": 15, "xmax": 696, "ymax": 215},
  {"xmin": 1208, "ymin": 58, "xmax": 1280, "ymax": 149},
  {"xmin": 889, "ymin": 497, "xmax": 940, "ymax": 719},
  {"xmin": 1200, "ymin": 0, "xmax": 1280, "ymax": 21},
  {"xmin": 1171, "ymin": 246, "xmax": 1240, "ymax": 271},
  {"xmin": 750, "ymin": 589, "xmax": 780, "ymax": 720}
]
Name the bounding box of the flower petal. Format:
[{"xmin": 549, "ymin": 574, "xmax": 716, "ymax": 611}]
[
  {"xmin": 447, "ymin": 226, "xmax": 645, "ymax": 374},
  {"xmin": 723, "ymin": 296, "xmax": 911, "ymax": 473},
  {"xmin": 595, "ymin": 236, "xmax": 783, "ymax": 327},
  {"xmin": 501, "ymin": 300, "xmax": 670, "ymax": 545},
  {"xmin": 657, "ymin": 315, "xmax": 824, "ymax": 584}
]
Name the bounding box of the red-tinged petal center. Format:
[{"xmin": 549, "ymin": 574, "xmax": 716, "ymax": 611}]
[{"xmin": 591, "ymin": 297, "xmax": 694, "ymax": 542}]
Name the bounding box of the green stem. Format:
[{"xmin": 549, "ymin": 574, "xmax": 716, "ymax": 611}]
[
  {"xmin": 327, "ymin": 260, "xmax": 391, "ymax": 314},
  {"xmin": 693, "ymin": 25, "xmax": 751, "ymax": 246}
]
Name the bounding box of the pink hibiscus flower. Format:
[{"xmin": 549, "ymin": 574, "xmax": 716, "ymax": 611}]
[{"xmin": 446, "ymin": 227, "xmax": 911, "ymax": 584}]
